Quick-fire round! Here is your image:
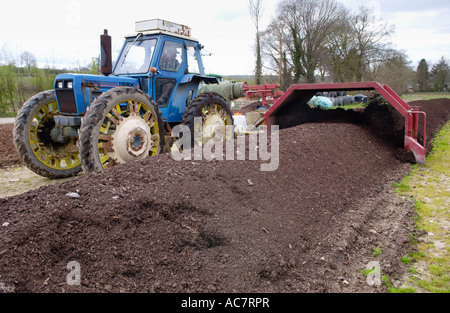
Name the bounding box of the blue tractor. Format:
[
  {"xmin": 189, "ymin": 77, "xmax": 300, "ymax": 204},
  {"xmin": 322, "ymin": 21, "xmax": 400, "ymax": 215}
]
[{"xmin": 13, "ymin": 19, "xmax": 237, "ymax": 178}]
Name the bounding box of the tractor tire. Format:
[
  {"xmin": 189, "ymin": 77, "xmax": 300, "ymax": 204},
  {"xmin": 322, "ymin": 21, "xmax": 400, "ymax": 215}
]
[
  {"xmin": 181, "ymin": 92, "xmax": 234, "ymax": 148},
  {"xmin": 13, "ymin": 90, "xmax": 82, "ymax": 179},
  {"xmin": 78, "ymin": 87, "xmax": 165, "ymax": 173}
]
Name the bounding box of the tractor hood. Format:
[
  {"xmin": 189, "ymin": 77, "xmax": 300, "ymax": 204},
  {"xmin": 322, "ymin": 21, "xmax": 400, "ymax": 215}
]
[{"xmin": 54, "ymin": 73, "xmax": 140, "ymax": 116}]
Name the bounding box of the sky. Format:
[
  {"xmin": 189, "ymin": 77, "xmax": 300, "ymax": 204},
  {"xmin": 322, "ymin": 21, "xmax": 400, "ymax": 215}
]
[{"xmin": 0, "ymin": 0, "xmax": 449, "ymax": 75}]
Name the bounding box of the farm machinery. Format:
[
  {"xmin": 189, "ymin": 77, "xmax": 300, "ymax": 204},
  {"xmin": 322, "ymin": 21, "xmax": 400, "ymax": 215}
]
[{"xmin": 13, "ymin": 19, "xmax": 427, "ymax": 179}]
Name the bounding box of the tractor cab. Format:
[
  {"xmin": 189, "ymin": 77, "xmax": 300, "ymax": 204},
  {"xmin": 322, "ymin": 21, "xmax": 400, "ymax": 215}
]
[
  {"xmin": 110, "ymin": 19, "xmax": 218, "ymax": 123},
  {"xmin": 53, "ymin": 19, "xmax": 218, "ymax": 124}
]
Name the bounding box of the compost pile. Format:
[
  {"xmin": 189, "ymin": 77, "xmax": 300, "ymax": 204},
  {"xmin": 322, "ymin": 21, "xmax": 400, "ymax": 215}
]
[
  {"xmin": 234, "ymin": 101, "xmax": 263, "ymax": 114},
  {"xmin": 0, "ymin": 98, "xmax": 449, "ymax": 293}
]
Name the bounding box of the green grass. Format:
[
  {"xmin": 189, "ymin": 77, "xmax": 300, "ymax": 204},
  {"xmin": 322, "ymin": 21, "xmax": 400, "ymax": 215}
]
[
  {"xmin": 387, "ymin": 286, "xmax": 417, "ymax": 293},
  {"xmin": 360, "ymin": 268, "xmax": 374, "ymax": 277},
  {"xmin": 382, "ymin": 275, "xmax": 417, "ymax": 293},
  {"xmin": 372, "ymin": 247, "xmax": 382, "ymax": 257},
  {"xmin": 401, "ymin": 255, "xmax": 414, "ymax": 265},
  {"xmin": 402, "ymin": 92, "xmax": 450, "ymax": 102},
  {"xmin": 326, "ymin": 103, "xmax": 367, "ymax": 111},
  {"xmin": 327, "ymin": 92, "xmax": 449, "ymax": 112},
  {"xmin": 394, "ymin": 122, "xmax": 450, "ymax": 293},
  {"xmin": 0, "ymin": 112, "xmax": 17, "ymax": 118},
  {"xmin": 394, "ymin": 176, "xmax": 412, "ymax": 193}
]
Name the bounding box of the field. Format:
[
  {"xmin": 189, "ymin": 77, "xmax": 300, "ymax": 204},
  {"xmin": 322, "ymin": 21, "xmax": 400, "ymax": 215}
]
[
  {"xmin": 0, "ymin": 97, "xmax": 449, "ymax": 293},
  {"xmin": 402, "ymin": 92, "xmax": 450, "ymax": 102}
]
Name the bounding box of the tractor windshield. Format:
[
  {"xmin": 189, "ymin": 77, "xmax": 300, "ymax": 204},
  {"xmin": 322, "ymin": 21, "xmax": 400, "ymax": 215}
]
[{"xmin": 114, "ymin": 38, "xmax": 157, "ymax": 75}]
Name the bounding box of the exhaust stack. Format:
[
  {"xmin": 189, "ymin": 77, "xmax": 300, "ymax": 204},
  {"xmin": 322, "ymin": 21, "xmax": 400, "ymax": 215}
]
[{"xmin": 100, "ymin": 29, "xmax": 112, "ymax": 76}]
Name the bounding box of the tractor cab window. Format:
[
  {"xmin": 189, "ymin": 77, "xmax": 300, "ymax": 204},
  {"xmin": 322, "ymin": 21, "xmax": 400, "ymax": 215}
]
[
  {"xmin": 159, "ymin": 41, "xmax": 183, "ymax": 72},
  {"xmin": 114, "ymin": 38, "xmax": 157, "ymax": 75},
  {"xmin": 186, "ymin": 43, "xmax": 200, "ymax": 74}
]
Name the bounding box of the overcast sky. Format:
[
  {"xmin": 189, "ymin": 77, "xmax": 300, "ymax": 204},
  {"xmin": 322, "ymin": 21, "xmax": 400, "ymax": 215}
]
[{"xmin": 0, "ymin": 0, "xmax": 448, "ymax": 75}]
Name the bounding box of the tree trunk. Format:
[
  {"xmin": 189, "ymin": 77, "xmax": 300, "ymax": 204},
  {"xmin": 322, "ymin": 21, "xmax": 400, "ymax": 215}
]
[{"xmin": 255, "ymin": 32, "xmax": 262, "ymax": 85}]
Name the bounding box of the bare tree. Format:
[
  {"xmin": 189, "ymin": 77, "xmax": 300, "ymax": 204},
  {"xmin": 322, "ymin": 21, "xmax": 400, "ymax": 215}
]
[
  {"xmin": 325, "ymin": 20, "xmax": 359, "ymax": 82},
  {"xmin": 374, "ymin": 50, "xmax": 414, "ymax": 94},
  {"xmin": 260, "ymin": 1, "xmax": 410, "ymax": 88},
  {"xmin": 323, "ymin": 5, "xmax": 398, "ymax": 84},
  {"xmin": 0, "ymin": 44, "xmax": 17, "ymax": 66},
  {"xmin": 349, "ymin": 6, "xmax": 395, "ymax": 81},
  {"xmin": 276, "ymin": 0, "xmax": 348, "ymax": 83},
  {"xmin": 20, "ymin": 51, "xmax": 37, "ymax": 76},
  {"xmin": 249, "ymin": 0, "xmax": 264, "ymax": 85},
  {"xmin": 260, "ymin": 19, "xmax": 292, "ymax": 90}
]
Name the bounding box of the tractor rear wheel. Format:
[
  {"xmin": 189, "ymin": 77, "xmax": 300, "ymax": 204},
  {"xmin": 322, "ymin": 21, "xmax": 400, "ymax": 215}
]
[
  {"xmin": 78, "ymin": 87, "xmax": 165, "ymax": 173},
  {"xmin": 13, "ymin": 90, "xmax": 82, "ymax": 179},
  {"xmin": 181, "ymin": 92, "xmax": 234, "ymax": 148}
]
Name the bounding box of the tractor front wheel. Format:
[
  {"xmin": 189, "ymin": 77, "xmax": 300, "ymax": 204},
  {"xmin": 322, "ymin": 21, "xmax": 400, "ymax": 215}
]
[
  {"xmin": 13, "ymin": 90, "xmax": 82, "ymax": 179},
  {"xmin": 78, "ymin": 87, "xmax": 165, "ymax": 173}
]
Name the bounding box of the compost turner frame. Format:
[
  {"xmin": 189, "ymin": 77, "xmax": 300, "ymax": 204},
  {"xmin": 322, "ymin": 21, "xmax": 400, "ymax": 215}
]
[{"xmin": 264, "ymin": 82, "xmax": 427, "ymax": 164}]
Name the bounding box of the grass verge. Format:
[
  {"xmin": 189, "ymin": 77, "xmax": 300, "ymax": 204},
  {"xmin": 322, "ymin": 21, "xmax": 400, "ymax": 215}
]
[
  {"xmin": 402, "ymin": 92, "xmax": 450, "ymax": 102},
  {"xmin": 394, "ymin": 122, "xmax": 450, "ymax": 293}
]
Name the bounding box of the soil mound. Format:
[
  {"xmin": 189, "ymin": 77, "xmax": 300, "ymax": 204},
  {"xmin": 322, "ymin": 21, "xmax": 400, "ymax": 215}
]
[
  {"xmin": 0, "ymin": 124, "xmax": 20, "ymax": 168},
  {"xmin": 411, "ymin": 98, "xmax": 450, "ymax": 150},
  {"xmin": 365, "ymin": 97, "xmax": 450, "ymax": 149},
  {"xmin": 0, "ymin": 123, "xmax": 411, "ymax": 293},
  {"xmin": 235, "ymin": 101, "xmax": 263, "ymax": 114},
  {"xmin": 0, "ymin": 98, "xmax": 449, "ymax": 293}
]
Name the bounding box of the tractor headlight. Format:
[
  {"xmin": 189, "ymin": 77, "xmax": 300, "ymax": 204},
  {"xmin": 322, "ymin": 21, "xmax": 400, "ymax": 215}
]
[{"xmin": 56, "ymin": 80, "xmax": 74, "ymax": 89}]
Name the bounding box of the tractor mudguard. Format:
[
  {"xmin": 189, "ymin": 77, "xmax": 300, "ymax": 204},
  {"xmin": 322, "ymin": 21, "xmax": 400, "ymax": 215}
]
[{"xmin": 179, "ymin": 74, "xmax": 218, "ymax": 85}]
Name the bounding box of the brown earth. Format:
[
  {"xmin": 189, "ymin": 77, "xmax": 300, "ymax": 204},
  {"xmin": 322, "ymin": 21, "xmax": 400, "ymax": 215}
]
[
  {"xmin": 363, "ymin": 98, "xmax": 450, "ymax": 153},
  {"xmin": 234, "ymin": 101, "xmax": 265, "ymax": 114},
  {"xmin": 0, "ymin": 98, "xmax": 449, "ymax": 293},
  {"xmin": 0, "ymin": 124, "xmax": 20, "ymax": 169}
]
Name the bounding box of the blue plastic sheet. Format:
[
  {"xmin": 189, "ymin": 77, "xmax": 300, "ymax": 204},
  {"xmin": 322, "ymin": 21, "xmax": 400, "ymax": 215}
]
[{"xmin": 309, "ymin": 96, "xmax": 333, "ymax": 108}]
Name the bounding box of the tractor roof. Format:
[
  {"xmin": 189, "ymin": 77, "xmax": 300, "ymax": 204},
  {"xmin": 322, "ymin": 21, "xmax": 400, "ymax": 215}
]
[{"xmin": 125, "ymin": 19, "xmax": 198, "ymax": 42}]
